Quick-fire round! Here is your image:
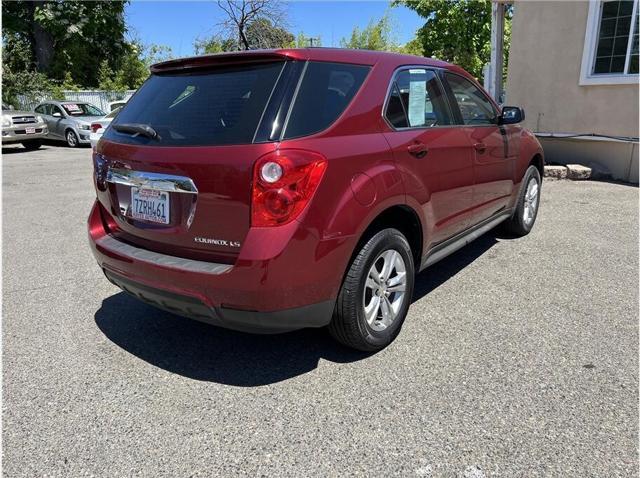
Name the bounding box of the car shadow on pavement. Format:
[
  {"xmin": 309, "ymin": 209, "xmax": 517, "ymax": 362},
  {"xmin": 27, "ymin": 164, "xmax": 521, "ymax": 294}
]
[
  {"xmin": 95, "ymin": 231, "xmax": 499, "ymax": 387},
  {"xmin": 95, "ymin": 293, "xmax": 371, "ymax": 386},
  {"xmin": 412, "ymin": 232, "xmax": 498, "ymax": 302}
]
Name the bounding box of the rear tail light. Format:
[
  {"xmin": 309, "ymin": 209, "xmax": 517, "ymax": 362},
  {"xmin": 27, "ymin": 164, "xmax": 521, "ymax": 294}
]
[
  {"xmin": 251, "ymin": 149, "xmax": 327, "ymax": 227},
  {"xmin": 93, "ymin": 152, "xmax": 108, "ymax": 191},
  {"xmin": 90, "ymin": 123, "xmax": 102, "ymax": 133}
]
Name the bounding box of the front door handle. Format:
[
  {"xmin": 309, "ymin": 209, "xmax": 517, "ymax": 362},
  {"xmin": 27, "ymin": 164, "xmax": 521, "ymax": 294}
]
[
  {"xmin": 407, "ymin": 142, "xmax": 428, "ymax": 158},
  {"xmin": 473, "ymin": 142, "xmax": 487, "ymax": 154}
]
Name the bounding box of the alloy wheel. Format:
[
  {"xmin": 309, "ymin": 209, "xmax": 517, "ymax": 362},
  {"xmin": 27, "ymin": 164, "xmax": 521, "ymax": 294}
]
[
  {"xmin": 523, "ymin": 177, "xmax": 539, "ymax": 227},
  {"xmin": 363, "ymin": 249, "xmax": 407, "ymax": 331},
  {"xmin": 67, "ymin": 131, "xmax": 77, "ymax": 147}
]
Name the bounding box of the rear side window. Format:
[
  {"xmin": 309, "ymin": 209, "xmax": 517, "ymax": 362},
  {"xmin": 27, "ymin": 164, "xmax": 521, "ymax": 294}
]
[
  {"xmin": 384, "ymin": 69, "xmax": 451, "ymax": 129},
  {"xmin": 444, "ymin": 72, "xmax": 497, "ymax": 125},
  {"xmin": 283, "ymin": 62, "xmax": 370, "ymax": 139},
  {"xmin": 105, "ymin": 61, "xmax": 285, "ymax": 146}
]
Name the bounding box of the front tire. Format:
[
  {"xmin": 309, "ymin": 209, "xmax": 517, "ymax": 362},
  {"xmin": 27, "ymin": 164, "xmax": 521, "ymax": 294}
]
[
  {"xmin": 65, "ymin": 130, "xmax": 79, "ymax": 148},
  {"xmin": 503, "ymin": 165, "xmax": 541, "ymax": 237},
  {"xmin": 329, "ymin": 228, "xmax": 415, "ymax": 352}
]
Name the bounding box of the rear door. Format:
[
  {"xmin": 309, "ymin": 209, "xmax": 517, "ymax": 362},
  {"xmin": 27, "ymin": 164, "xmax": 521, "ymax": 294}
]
[
  {"xmin": 96, "ymin": 61, "xmax": 288, "ymax": 264},
  {"xmin": 382, "ymin": 67, "xmax": 474, "ymax": 247},
  {"xmin": 442, "ymin": 72, "xmax": 514, "ymax": 225}
]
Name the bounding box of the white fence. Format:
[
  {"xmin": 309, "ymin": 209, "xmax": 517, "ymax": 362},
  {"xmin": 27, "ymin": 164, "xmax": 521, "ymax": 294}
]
[{"xmin": 16, "ymin": 90, "xmax": 136, "ymax": 112}]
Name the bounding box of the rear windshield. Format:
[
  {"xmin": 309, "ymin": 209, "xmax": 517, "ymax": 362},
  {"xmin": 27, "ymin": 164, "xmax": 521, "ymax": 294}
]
[
  {"xmin": 283, "ymin": 62, "xmax": 370, "ymax": 139},
  {"xmin": 105, "ymin": 61, "xmax": 285, "ymax": 146}
]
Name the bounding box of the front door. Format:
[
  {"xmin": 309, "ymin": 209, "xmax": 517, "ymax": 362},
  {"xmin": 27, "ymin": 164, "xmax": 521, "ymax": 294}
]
[
  {"xmin": 50, "ymin": 105, "xmax": 67, "ymax": 139},
  {"xmin": 442, "ymin": 72, "xmax": 514, "ymax": 225},
  {"xmin": 382, "ymin": 68, "xmax": 475, "ymax": 250}
]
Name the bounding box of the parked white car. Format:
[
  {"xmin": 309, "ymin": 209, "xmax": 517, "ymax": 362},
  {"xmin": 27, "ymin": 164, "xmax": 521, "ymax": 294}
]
[
  {"xmin": 89, "ymin": 107, "xmax": 121, "ymax": 149},
  {"xmin": 108, "ymin": 100, "xmax": 127, "ymax": 112}
]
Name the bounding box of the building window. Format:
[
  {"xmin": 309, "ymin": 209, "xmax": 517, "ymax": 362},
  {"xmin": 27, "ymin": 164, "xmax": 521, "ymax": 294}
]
[{"xmin": 581, "ymin": 0, "xmax": 639, "ymax": 85}]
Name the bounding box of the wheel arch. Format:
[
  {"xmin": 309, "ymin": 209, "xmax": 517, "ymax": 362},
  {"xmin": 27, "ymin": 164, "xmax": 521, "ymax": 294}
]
[
  {"xmin": 352, "ymin": 204, "xmax": 424, "ymax": 270},
  {"xmin": 529, "ymin": 153, "xmax": 544, "ymax": 178}
]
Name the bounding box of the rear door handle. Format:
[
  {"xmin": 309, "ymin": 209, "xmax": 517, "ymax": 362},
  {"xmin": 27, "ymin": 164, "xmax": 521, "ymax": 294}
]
[
  {"xmin": 473, "ymin": 142, "xmax": 487, "ymax": 154},
  {"xmin": 407, "ymin": 142, "xmax": 428, "ymax": 158}
]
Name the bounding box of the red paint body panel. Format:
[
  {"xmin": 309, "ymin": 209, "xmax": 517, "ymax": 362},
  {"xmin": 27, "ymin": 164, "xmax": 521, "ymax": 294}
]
[{"xmin": 89, "ymin": 49, "xmax": 543, "ymax": 326}]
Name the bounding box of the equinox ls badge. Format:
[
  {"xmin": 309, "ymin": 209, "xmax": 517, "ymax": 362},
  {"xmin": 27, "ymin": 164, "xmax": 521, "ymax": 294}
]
[{"xmin": 194, "ymin": 237, "xmax": 241, "ymax": 248}]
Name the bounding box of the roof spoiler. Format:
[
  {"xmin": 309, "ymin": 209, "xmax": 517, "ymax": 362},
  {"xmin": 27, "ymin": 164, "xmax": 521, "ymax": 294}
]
[{"xmin": 150, "ymin": 50, "xmax": 295, "ymax": 74}]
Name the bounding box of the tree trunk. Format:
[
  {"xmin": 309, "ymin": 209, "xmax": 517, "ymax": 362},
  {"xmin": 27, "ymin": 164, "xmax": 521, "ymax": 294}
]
[
  {"xmin": 30, "ymin": 1, "xmax": 55, "ymax": 73},
  {"xmin": 33, "ymin": 24, "xmax": 54, "ymax": 72},
  {"xmin": 238, "ymin": 22, "xmax": 250, "ymax": 50}
]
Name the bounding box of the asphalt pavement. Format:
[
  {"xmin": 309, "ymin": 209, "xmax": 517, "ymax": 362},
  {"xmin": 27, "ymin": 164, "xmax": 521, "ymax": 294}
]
[{"xmin": 3, "ymin": 143, "xmax": 638, "ymax": 477}]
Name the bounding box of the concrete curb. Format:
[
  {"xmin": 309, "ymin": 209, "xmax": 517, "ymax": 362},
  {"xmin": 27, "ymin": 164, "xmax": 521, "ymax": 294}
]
[{"xmin": 544, "ymin": 164, "xmax": 592, "ymax": 180}]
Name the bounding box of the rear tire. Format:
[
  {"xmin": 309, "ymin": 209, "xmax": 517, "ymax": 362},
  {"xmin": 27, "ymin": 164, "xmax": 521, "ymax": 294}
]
[
  {"xmin": 65, "ymin": 130, "xmax": 79, "ymax": 148},
  {"xmin": 22, "ymin": 140, "xmax": 42, "ymax": 150},
  {"xmin": 502, "ymin": 165, "xmax": 541, "ymax": 237},
  {"xmin": 329, "ymin": 228, "xmax": 415, "ymax": 352}
]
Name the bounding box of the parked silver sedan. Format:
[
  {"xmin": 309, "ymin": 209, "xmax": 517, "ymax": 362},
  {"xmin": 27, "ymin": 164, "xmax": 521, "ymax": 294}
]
[
  {"xmin": 34, "ymin": 101, "xmax": 106, "ymax": 147},
  {"xmin": 1, "ymin": 103, "xmax": 49, "ymax": 150}
]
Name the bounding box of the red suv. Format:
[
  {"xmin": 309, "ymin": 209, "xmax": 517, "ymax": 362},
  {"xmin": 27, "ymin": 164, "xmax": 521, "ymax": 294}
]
[{"xmin": 88, "ymin": 49, "xmax": 543, "ymax": 351}]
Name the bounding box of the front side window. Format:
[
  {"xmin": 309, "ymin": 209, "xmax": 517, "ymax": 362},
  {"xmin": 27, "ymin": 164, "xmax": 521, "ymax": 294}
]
[
  {"xmin": 384, "ymin": 68, "xmax": 451, "ymax": 129},
  {"xmin": 445, "ymin": 73, "xmax": 497, "ymax": 126},
  {"xmin": 282, "ymin": 62, "xmax": 370, "ymax": 139}
]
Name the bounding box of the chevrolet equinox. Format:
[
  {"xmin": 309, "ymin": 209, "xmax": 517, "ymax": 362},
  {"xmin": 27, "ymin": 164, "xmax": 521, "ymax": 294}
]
[{"xmin": 89, "ymin": 49, "xmax": 544, "ymax": 351}]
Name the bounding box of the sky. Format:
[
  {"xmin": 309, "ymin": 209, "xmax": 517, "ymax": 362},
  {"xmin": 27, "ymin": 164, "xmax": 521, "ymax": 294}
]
[{"xmin": 125, "ymin": 1, "xmax": 425, "ymax": 57}]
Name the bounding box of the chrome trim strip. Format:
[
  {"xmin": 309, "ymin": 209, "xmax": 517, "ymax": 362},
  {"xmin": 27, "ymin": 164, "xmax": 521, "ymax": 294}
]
[
  {"xmin": 96, "ymin": 235, "xmax": 232, "ymax": 274},
  {"xmin": 106, "ymin": 168, "xmax": 198, "ymax": 194}
]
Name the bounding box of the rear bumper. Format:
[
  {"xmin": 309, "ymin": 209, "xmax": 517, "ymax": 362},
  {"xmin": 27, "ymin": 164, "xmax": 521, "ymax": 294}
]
[
  {"xmin": 88, "ymin": 200, "xmax": 352, "ymax": 332},
  {"xmin": 104, "ymin": 269, "xmax": 334, "ymax": 333}
]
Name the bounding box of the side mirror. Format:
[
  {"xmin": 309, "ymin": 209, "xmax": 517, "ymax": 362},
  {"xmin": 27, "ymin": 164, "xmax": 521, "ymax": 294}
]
[
  {"xmin": 52, "ymin": 112, "xmax": 62, "ymax": 118},
  {"xmin": 500, "ymin": 106, "xmax": 525, "ymax": 125}
]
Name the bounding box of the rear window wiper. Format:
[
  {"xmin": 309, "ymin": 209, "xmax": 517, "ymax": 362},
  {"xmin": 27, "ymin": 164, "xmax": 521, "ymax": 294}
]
[{"xmin": 113, "ymin": 123, "xmax": 160, "ymax": 140}]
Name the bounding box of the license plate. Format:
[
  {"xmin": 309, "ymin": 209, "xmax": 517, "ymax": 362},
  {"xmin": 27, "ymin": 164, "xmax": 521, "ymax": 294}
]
[
  {"xmin": 25, "ymin": 127, "xmax": 35, "ymax": 134},
  {"xmin": 131, "ymin": 188, "xmax": 170, "ymax": 224}
]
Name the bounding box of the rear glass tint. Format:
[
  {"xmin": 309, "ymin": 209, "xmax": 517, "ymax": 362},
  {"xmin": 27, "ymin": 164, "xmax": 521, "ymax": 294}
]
[
  {"xmin": 105, "ymin": 61, "xmax": 285, "ymax": 146},
  {"xmin": 283, "ymin": 62, "xmax": 370, "ymax": 139}
]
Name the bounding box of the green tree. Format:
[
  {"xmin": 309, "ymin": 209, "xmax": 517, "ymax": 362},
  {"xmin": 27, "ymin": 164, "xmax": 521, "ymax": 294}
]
[
  {"xmin": 292, "ymin": 33, "xmax": 322, "ymax": 48},
  {"xmin": 195, "ymin": 14, "xmax": 294, "ymax": 53},
  {"xmin": 194, "ymin": 35, "xmax": 238, "ymax": 54},
  {"xmin": 144, "ymin": 44, "xmax": 174, "ymax": 66},
  {"xmin": 340, "ymin": 12, "xmax": 422, "ymax": 56},
  {"xmin": 116, "ymin": 42, "xmax": 149, "ymax": 89},
  {"xmin": 245, "ymin": 18, "xmax": 294, "ymax": 49},
  {"xmin": 2, "ymin": 1, "xmax": 129, "ymax": 86},
  {"xmin": 395, "ymin": 0, "xmax": 511, "ymax": 80},
  {"xmin": 1, "ymin": 32, "xmax": 52, "ymax": 106},
  {"xmin": 340, "ymin": 14, "xmax": 397, "ymax": 51}
]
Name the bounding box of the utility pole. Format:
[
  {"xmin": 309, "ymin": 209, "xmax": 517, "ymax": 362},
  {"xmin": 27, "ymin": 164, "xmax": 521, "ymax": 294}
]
[
  {"xmin": 489, "ymin": 0, "xmax": 508, "ymax": 103},
  {"xmin": 307, "ymin": 37, "xmax": 320, "ymax": 47}
]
